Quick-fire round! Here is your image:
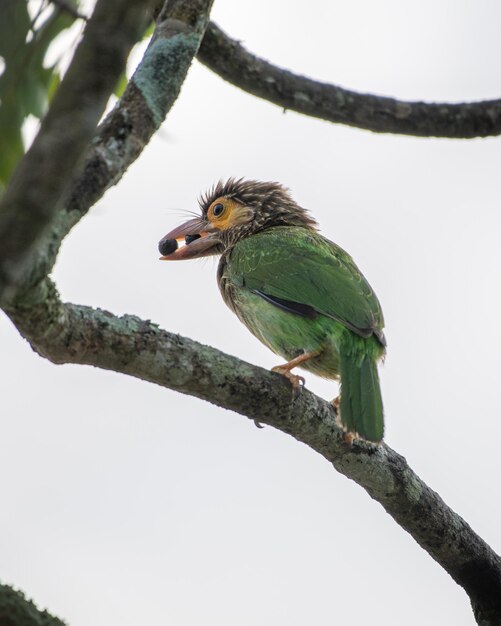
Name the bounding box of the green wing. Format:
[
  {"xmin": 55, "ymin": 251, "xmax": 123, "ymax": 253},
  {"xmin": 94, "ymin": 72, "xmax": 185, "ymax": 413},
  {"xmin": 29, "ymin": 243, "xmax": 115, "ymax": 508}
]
[{"xmin": 227, "ymin": 226, "xmax": 385, "ymax": 342}]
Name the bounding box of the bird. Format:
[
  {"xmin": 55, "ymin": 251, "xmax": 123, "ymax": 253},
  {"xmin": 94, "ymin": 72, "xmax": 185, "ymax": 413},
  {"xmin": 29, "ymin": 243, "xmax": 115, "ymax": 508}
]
[{"xmin": 158, "ymin": 179, "xmax": 386, "ymax": 442}]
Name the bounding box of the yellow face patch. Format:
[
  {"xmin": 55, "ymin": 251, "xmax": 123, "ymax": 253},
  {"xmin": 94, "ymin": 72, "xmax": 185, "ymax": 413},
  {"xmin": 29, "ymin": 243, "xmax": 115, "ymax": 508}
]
[{"xmin": 207, "ymin": 196, "xmax": 250, "ymax": 230}]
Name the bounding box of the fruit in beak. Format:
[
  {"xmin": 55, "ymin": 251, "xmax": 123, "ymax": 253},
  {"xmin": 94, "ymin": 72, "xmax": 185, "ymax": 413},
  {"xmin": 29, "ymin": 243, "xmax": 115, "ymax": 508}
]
[{"xmin": 158, "ymin": 217, "xmax": 221, "ymax": 260}]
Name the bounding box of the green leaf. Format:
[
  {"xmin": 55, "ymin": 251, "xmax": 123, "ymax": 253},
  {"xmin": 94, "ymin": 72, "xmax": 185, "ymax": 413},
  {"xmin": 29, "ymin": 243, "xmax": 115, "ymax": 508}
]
[
  {"xmin": 143, "ymin": 21, "xmax": 155, "ymax": 40},
  {"xmin": 114, "ymin": 71, "xmax": 128, "ymax": 98},
  {"xmin": 47, "ymin": 69, "xmax": 61, "ymax": 103},
  {"xmin": 0, "ymin": 1, "xmax": 79, "ymax": 185},
  {"xmin": 0, "ymin": 105, "xmax": 24, "ymax": 187}
]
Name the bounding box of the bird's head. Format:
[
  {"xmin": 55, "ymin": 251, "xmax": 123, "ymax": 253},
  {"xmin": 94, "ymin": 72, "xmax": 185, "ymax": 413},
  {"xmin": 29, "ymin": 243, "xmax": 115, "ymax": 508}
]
[{"xmin": 159, "ymin": 178, "xmax": 317, "ymax": 260}]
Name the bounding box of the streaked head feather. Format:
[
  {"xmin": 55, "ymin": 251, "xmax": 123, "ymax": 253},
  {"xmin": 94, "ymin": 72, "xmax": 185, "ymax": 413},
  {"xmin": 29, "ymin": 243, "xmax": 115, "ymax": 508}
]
[{"xmin": 199, "ymin": 178, "xmax": 318, "ymax": 233}]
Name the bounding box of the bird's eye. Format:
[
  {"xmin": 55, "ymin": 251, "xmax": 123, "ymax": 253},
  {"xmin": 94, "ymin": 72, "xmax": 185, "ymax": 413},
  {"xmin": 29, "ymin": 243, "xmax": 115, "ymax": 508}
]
[{"xmin": 212, "ymin": 202, "xmax": 225, "ymax": 217}]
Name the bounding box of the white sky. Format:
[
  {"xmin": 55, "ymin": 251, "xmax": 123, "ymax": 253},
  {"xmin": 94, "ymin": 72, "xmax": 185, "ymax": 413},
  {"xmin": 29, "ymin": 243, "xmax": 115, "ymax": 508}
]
[{"xmin": 2, "ymin": 1, "xmax": 501, "ymax": 625}]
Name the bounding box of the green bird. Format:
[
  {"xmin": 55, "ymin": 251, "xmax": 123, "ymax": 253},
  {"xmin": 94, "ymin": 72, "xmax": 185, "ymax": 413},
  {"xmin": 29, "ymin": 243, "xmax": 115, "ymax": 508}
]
[{"xmin": 159, "ymin": 179, "xmax": 386, "ymax": 442}]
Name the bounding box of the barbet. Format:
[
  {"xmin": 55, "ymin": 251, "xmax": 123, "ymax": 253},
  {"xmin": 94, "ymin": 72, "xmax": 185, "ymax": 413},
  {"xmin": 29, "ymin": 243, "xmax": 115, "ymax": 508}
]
[{"xmin": 159, "ymin": 179, "xmax": 386, "ymax": 442}]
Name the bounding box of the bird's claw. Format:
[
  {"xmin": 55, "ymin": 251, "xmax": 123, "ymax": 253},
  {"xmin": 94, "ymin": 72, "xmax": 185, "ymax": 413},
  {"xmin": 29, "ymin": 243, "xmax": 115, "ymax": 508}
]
[
  {"xmin": 331, "ymin": 396, "xmax": 344, "ymax": 430},
  {"xmin": 271, "ymin": 366, "xmax": 305, "ymax": 391},
  {"xmin": 331, "ymin": 395, "xmax": 340, "ymax": 414},
  {"xmin": 342, "ymin": 431, "xmax": 357, "ymax": 446}
]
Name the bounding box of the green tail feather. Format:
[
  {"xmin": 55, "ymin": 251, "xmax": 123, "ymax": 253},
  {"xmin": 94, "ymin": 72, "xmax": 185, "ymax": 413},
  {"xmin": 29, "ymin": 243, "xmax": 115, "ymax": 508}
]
[{"xmin": 339, "ymin": 351, "xmax": 384, "ymax": 442}]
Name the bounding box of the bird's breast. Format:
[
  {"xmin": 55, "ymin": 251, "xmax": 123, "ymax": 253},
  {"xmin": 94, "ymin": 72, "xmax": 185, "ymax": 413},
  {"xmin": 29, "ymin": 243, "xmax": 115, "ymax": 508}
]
[{"xmin": 218, "ymin": 260, "xmax": 342, "ymax": 378}]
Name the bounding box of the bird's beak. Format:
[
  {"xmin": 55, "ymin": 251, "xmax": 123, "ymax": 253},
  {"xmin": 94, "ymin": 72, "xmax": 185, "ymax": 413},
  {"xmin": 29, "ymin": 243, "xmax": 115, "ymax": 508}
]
[{"xmin": 158, "ymin": 217, "xmax": 221, "ymax": 260}]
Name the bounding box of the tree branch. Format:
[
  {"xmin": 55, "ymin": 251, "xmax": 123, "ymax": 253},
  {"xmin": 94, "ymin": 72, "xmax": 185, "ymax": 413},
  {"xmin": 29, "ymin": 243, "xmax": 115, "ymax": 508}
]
[
  {"xmin": 197, "ymin": 22, "xmax": 501, "ymax": 139},
  {"xmin": 0, "ymin": 2, "xmax": 215, "ymax": 624},
  {"xmin": 5, "ymin": 0, "xmax": 214, "ymax": 308},
  {"xmin": 64, "ymin": 0, "xmax": 215, "ymax": 231},
  {"xmin": 0, "ymin": 0, "xmax": 158, "ymax": 302},
  {"xmin": 6, "ymin": 287, "xmax": 501, "ymax": 626},
  {"xmin": 2, "ymin": 5, "xmax": 501, "ymax": 626}
]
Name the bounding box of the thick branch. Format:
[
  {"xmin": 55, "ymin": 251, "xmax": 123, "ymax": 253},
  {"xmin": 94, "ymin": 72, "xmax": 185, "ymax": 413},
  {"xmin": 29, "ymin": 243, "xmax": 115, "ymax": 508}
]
[
  {"xmin": 8, "ymin": 0, "xmax": 214, "ymax": 307},
  {"xmin": 0, "ymin": 0, "xmax": 157, "ymax": 301},
  {"xmin": 197, "ymin": 22, "xmax": 501, "ymax": 139},
  {"xmin": 64, "ymin": 0, "xmax": 214, "ymax": 230},
  {"xmin": 6, "ymin": 287, "xmax": 501, "ymax": 626},
  {"xmin": 2, "ymin": 6, "xmax": 501, "ymax": 626}
]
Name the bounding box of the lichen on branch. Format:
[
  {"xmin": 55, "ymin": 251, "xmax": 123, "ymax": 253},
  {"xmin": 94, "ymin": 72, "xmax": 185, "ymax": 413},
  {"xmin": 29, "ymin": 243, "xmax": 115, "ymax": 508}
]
[{"xmin": 198, "ymin": 21, "xmax": 501, "ymax": 139}]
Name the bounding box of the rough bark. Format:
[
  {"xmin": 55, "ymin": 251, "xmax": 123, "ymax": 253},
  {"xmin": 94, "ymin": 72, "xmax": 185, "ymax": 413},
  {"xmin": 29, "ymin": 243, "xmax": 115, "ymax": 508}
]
[
  {"xmin": 198, "ymin": 22, "xmax": 501, "ymax": 139},
  {"xmin": 0, "ymin": 0, "xmax": 214, "ymax": 308},
  {"xmin": 5, "ymin": 288, "xmax": 501, "ymax": 626},
  {"xmin": 0, "ymin": 0, "xmax": 157, "ymax": 301},
  {"xmin": 1, "ymin": 3, "xmax": 501, "ymax": 626}
]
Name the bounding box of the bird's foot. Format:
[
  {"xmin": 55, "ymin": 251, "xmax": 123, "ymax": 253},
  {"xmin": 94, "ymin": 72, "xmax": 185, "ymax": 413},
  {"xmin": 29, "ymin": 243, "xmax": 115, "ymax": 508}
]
[
  {"xmin": 271, "ymin": 365, "xmax": 305, "ymax": 390},
  {"xmin": 332, "ymin": 395, "xmax": 340, "ymax": 414},
  {"xmin": 271, "ymin": 350, "xmax": 319, "ymax": 390},
  {"xmin": 342, "ymin": 431, "xmax": 357, "ymax": 446}
]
